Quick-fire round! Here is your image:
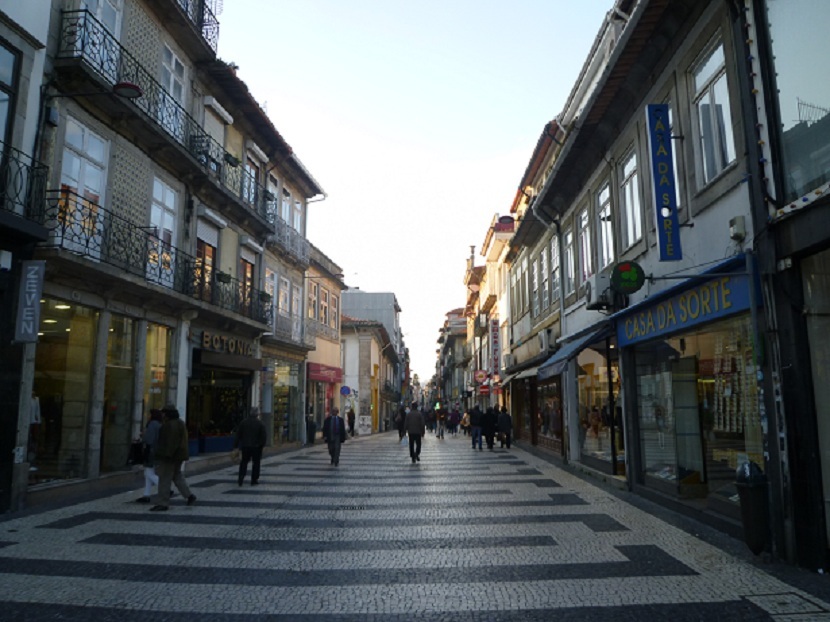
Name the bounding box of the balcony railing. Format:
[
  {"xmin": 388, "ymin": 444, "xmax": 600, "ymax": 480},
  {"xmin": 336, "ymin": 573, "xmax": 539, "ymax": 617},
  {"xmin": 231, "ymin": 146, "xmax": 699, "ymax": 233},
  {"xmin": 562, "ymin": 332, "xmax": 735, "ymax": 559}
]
[
  {"xmin": 1, "ymin": 140, "xmax": 47, "ymax": 219},
  {"xmin": 37, "ymin": 189, "xmax": 271, "ymax": 324},
  {"xmin": 175, "ymin": 0, "xmax": 220, "ymax": 54},
  {"xmin": 56, "ymin": 10, "xmax": 271, "ymax": 223}
]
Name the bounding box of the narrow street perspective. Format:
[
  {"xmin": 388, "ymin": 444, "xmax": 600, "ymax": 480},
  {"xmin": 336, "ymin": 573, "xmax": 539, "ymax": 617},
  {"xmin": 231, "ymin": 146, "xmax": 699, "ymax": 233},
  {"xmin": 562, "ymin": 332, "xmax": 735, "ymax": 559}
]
[{"xmin": 2, "ymin": 431, "xmax": 830, "ymax": 621}]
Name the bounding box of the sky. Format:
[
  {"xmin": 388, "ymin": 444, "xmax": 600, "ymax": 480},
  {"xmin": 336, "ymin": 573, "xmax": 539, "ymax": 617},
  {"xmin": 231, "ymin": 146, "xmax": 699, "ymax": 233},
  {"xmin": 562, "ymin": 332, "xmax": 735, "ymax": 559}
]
[{"xmin": 217, "ymin": 0, "xmax": 614, "ymax": 382}]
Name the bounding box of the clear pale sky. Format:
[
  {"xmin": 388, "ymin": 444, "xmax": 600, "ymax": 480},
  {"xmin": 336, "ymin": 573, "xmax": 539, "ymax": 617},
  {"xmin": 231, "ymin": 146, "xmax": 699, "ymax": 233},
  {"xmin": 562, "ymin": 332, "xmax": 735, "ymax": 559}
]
[{"xmin": 218, "ymin": 0, "xmax": 614, "ymax": 382}]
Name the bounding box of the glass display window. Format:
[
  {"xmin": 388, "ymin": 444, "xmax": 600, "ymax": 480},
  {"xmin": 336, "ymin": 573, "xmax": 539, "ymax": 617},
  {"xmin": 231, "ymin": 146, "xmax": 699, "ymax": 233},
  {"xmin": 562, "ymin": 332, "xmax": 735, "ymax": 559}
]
[
  {"xmin": 537, "ymin": 378, "xmax": 564, "ymax": 455},
  {"xmin": 634, "ymin": 313, "xmax": 762, "ymax": 504},
  {"xmin": 31, "ymin": 298, "xmax": 98, "ymax": 483},
  {"xmin": 577, "ymin": 341, "xmax": 621, "ymax": 470}
]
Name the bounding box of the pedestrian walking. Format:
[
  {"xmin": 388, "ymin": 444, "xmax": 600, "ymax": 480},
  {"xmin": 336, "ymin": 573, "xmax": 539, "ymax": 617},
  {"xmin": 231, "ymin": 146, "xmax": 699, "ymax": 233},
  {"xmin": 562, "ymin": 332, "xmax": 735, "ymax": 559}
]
[
  {"xmin": 323, "ymin": 407, "xmax": 347, "ymax": 466},
  {"xmin": 150, "ymin": 404, "xmax": 196, "ymax": 512},
  {"xmin": 483, "ymin": 407, "xmax": 498, "ymax": 450},
  {"xmin": 347, "ymin": 408, "xmax": 356, "ymax": 437},
  {"xmin": 498, "ymin": 406, "xmax": 513, "ymax": 449},
  {"xmin": 460, "ymin": 410, "xmax": 470, "ymax": 436},
  {"xmin": 405, "ymin": 402, "xmax": 426, "ymax": 463},
  {"xmin": 395, "ymin": 406, "xmax": 406, "ymax": 440},
  {"xmin": 136, "ymin": 408, "xmax": 163, "ymax": 503},
  {"xmin": 235, "ymin": 406, "xmax": 266, "ymax": 486},
  {"xmin": 436, "ymin": 408, "xmax": 446, "ymax": 439},
  {"xmin": 470, "ymin": 406, "xmax": 483, "ymax": 451},
  {"xmin": 306, "ymin": 414, "xmax": 317, "ymax": 445}
]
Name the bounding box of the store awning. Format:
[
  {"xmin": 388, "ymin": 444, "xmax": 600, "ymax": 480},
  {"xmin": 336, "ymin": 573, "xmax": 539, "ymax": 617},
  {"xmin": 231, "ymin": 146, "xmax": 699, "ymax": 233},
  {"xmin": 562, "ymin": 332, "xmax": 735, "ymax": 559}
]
[
  {"xmin": 500, "ymin": 372, "xmax": 518, "ymax": 385},
  {"xmin": 514, "ymin": 366, "xmax": 539, "ymax": 381},
  {"xmin": 538, "ymin": 325, "xmax": 612, "ymax": 381}
]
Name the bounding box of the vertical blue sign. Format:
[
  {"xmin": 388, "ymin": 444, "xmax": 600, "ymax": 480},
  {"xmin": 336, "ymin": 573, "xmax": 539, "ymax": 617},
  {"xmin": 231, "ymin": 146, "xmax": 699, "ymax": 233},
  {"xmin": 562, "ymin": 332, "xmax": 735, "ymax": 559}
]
[{"xmin": 646, "ymin": 104, "xmax": 682, "ymax": 261}]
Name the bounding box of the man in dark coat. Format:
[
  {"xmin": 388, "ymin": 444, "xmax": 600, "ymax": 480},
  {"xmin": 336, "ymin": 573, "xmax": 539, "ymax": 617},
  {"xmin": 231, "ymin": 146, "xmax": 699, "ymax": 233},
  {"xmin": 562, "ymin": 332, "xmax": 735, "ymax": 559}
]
[
  {"xmin": 322, "ymin": 407, "xmax": 347, "ymax": 466},
  {"xmin": 483, "ymin": 407, "xmax": 499, "ymax": 450},
  {"xmin": 235, "ymin": 406, "xmax": 267, "ymax": 486},
  {"xmin": 150, "ymin": 404, "xmax": 196, "ymax": 511},
  {"xmin": 470, "ymin": 406, "xmax": 483, "ymax": 451},
  {"xmin": 404, "ymin": 402, "xmax": 426, "ymax": 464}
]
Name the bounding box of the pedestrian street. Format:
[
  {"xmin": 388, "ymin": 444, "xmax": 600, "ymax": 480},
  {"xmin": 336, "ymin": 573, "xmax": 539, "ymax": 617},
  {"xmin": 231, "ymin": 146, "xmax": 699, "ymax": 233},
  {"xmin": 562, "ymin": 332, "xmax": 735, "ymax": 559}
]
[{"xmin": 2, "ymin": 431, "xmax": 830, "ymax": 621}]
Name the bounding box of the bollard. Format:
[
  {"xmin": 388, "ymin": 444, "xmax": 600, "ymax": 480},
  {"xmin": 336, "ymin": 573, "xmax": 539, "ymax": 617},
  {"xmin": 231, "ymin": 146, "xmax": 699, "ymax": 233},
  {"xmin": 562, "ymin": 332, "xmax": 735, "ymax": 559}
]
[{"xmin": 735, "ymin": 460, "xmax": 769, "ymax": 555}]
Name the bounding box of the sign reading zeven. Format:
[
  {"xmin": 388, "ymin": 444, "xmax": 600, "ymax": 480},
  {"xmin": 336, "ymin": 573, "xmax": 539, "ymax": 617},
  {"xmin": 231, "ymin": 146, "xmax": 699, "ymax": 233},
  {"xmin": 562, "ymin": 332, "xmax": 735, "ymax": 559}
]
[{"xmin": 15, "ymin": 260, "xmax": 45, "ymax": 343}]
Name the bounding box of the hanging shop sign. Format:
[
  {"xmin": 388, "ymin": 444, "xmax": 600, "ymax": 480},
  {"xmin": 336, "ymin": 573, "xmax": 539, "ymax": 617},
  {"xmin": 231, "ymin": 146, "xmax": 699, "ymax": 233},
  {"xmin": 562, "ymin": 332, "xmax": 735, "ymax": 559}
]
[
  {"xmin": 474, "ymin": 369, "xmax": 488, "ymax": 383},
  {"xmin": 617, "ymin": 274, "xmax": 751, "ymax": 346},
  {"xmin": 490, "ymin": 319, "xmax": 500, "ymax": 375},
  {"xmin": 646, "ymin": 103, "xmax": 682, "ymax": 261},
  {"xmin": 201, "ymin": 331, "xmax": 254, "ymax": 356},
  {"xmin": 14, "ymin": 260, "xmax": 45, "ymax": 343},
  {"xmin": 611, "ymin": 261, "xmax": 646, "ymax": 295}
]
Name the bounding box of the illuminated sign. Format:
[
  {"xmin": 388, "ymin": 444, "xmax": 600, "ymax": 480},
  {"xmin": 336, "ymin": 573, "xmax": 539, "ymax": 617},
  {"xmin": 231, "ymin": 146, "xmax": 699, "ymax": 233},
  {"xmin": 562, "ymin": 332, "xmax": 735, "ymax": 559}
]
[
  {"xmin": 646, "ymin": 104, "xmax": 682, "ymax": 261},
  {"xmin": 616, "ymin": 275, "xmax": 751, "ymax": 346}
]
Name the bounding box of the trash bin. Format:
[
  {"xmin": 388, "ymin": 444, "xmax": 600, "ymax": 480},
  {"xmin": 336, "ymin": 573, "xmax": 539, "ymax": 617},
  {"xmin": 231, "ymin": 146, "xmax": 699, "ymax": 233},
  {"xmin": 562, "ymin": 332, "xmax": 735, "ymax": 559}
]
[{"xmin": 735, "ymin": 460, "xmax": 769, "ymax": 555}]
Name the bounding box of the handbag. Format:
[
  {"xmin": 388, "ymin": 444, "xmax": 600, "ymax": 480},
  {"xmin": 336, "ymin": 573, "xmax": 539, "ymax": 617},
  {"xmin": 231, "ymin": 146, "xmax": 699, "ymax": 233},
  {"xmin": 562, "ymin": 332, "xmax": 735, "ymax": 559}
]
[
  {"xmin": 230, "ymin": 448, "xmax": 241, "ymax": 464},
  {"xmin": 128, "ymin": 441, "xmax": 145, "ymax": 466}
]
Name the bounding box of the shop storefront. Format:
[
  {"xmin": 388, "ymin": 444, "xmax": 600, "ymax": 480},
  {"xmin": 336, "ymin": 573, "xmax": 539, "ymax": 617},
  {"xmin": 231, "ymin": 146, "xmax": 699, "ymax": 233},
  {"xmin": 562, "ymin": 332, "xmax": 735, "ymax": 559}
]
[
  {"xmin": 306, "ymin": 362, "xmax": 342, "ymax": 434},
  {"xmin": 258, "ymin": 352, "xmax": 303, "ymax": 447},
  {"xmin": 31, "ymin": 297, "xmax": 173, "ymax": 482},
  {"xmin": 539, "ymin": 326, "xmax": 622, "ymax": 473},
  {"xmin": 616, "ymin": 261, "xmax": 763, "ymax": 520},
  {"xmin": 187, "ymin": 329, "xmax": 259, "ymax": 454}
]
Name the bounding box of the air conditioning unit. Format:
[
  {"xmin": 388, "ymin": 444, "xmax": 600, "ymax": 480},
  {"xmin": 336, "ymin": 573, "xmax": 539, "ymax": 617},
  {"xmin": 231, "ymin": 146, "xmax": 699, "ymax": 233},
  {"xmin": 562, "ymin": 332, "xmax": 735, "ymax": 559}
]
[
  {"xmin": 503, "ymin": 353, "xmax": 516, "ymax": 368},
  {"xmin": 585, "ymin": 272, "xmax": 613, "ymax": 310}
]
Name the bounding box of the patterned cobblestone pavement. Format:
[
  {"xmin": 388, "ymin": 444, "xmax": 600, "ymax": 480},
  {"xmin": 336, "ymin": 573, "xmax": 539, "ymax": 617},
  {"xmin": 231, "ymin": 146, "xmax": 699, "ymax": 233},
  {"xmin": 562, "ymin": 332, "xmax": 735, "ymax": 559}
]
[{"xmin": 2, "ymin": 432, "xmax": 830, "ymax": 621}]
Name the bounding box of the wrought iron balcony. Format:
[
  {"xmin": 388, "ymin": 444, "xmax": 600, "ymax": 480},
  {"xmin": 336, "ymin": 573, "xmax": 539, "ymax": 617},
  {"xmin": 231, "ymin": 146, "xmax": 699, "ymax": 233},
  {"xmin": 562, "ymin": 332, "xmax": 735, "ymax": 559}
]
[
  {"xmin": 56, "ymin": 10, "xmax": 271, "ymax": 224},
  {"xmin": 1, "ymin": 140, "xmax": 47, "ymax": 220},
  {"xmin": 37, "ymin": 189, "xmax": 272, "ymax": 324},
  {"xmin": 175, "ymin": 0, "xmax": 220, "ymax": 54}
]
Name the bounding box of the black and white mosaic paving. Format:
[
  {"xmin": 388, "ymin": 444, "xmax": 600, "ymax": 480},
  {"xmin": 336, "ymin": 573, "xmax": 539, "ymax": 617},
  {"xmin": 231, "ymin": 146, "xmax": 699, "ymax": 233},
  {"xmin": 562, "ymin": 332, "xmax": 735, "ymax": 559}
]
[{"xmin": 1, "ymin": 431, "xmax": 829, "ymax": 621}]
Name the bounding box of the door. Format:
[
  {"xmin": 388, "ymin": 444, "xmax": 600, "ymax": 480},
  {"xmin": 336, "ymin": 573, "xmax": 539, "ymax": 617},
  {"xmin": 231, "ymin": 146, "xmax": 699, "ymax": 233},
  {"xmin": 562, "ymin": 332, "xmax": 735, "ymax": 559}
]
[
  {"xmin": 672, "ymin": 356, "xmax": 705, "ymax": 495},
  {"xmin": 148, "ymin": 177, "xmax": 177, "ymax": 287},
  {"xmin": 58, "ymin": 118, "xmax": 108, "ymax": 259}
]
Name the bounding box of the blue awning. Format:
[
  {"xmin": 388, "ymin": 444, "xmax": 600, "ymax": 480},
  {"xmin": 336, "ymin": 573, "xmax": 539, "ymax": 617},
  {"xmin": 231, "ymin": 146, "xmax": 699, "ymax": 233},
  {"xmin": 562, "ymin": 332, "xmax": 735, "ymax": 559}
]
[{"xmin": 538, "ymin": 325, "xmax": 612, "ymax": 381}]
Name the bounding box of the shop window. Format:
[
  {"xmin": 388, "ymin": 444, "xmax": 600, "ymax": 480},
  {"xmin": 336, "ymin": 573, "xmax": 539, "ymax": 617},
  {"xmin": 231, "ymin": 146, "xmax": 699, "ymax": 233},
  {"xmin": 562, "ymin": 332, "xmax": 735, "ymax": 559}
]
[
  {"xmin": 537, "ymin": 379, "xmax": 564, "ymax": 455},
  {"xmin": 577, "ymin": 343, "xmax": 622, "ymax": 470},
  {"xmin": 634, "ymin": 314, "xmax": 762, "ymax": 504},
  {"xmin": 102, "ymin": 315, "xmax": 135, "ymax": 473},
  {"xmin": 691, "ymin": 39, "xmax": 736, "ymax": 186},
  {"xmin": 31, "ymin": 299, "xmax": 97, "ymax": 484}
]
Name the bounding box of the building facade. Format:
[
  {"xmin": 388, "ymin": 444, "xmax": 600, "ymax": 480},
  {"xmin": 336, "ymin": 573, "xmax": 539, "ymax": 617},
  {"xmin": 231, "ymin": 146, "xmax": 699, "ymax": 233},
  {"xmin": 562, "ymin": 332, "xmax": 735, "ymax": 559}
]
[{"xmin": 2, "ymin": 0, "xmax": 327, "ymax": 511}]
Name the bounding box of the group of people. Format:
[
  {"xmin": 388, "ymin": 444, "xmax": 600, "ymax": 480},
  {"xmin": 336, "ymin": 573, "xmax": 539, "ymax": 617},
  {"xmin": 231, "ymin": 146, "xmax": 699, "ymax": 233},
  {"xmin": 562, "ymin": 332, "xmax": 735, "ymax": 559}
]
[
  {"xmin": 138, "ymin": 404, "xmax": 268, "ymax": 510},
  {"xmin": 136, "ymin": 404, "xmax": 197, "ymax": 511},
  {"xmin": 466, "ymin": 405, "xmax": 513, "ymax": 451},
  {"xmin": 137, "ymin": 401, "xmax": 515, "ymax": 502}
]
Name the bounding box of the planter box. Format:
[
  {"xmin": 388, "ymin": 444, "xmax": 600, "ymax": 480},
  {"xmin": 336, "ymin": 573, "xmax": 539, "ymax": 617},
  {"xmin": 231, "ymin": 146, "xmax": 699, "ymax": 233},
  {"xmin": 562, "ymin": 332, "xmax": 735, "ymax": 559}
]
[{"xmin": 202, "ymin": 435, "xmax": 235, "ymax": 453}]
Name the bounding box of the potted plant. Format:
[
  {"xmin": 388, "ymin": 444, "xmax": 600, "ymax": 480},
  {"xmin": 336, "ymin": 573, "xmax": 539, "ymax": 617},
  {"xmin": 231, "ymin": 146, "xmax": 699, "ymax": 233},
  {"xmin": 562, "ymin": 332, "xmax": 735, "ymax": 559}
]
[
  {"xmin": 223, "ymin": 153, "xmax": 240, "ymax": 168},
  {"xmin": 259, "ymin": 291, "xmax": 272, "ymax": 303},
  {"xmin": 215, "ymin": 271, "xmax": 231, "ymax": 284}
]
